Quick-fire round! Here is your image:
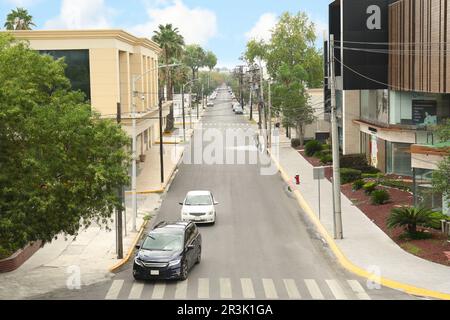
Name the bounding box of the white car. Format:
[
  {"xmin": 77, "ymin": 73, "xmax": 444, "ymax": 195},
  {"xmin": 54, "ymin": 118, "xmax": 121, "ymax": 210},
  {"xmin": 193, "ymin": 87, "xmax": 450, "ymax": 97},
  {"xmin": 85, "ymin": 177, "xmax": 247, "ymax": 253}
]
[{"xmin": 180, "ymin": 191, "xmax": 218, "ymax": 224}]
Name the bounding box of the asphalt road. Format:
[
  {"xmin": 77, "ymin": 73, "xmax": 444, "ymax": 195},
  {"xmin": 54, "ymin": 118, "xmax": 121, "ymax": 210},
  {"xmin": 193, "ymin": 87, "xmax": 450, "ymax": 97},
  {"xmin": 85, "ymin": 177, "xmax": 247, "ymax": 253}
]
[{"xmin": 33, "ymin": 85, "xmax": 418, "ymax": 300}]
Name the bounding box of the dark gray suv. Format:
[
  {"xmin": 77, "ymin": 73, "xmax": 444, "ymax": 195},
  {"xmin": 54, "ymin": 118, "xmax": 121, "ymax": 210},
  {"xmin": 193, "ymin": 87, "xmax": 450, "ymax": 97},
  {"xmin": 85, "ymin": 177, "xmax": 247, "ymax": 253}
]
[{"xmin": 133, "ymin": 221, "xmax": 202, "ymax": 281}]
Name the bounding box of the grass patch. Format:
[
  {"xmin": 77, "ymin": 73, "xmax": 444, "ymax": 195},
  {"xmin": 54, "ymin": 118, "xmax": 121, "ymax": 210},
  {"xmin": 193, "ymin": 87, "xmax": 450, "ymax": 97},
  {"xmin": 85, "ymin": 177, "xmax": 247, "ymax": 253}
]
[{"xmin": 401, "ymin": 243, "xmax": 422, "ymax": 255}]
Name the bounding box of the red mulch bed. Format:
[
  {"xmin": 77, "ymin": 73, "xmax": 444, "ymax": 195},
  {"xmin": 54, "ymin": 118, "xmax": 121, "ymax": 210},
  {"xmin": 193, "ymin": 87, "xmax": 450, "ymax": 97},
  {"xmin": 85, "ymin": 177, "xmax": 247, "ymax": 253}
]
[
  {"xmin": 297, "ymin": 150, "xmax": 450, "ymax": 266},
  {"xmin": 342, "ymin": 183, "xmax": 450, "ymax": 266}
]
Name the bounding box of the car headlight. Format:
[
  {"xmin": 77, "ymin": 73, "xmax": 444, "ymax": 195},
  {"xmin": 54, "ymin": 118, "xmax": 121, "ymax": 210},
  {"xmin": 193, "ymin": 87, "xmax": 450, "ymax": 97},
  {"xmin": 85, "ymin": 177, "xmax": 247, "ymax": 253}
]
[
  {"xmin": 208, "ymin": 211, "xmax": 214, "ymax": 216},
  {"xmin": 168, "ymin": 259, "xmax": 181, "ymax": 267},
  {"xmin": 134, "ymin": 257, "xmax": 144, "ymax": 267}
]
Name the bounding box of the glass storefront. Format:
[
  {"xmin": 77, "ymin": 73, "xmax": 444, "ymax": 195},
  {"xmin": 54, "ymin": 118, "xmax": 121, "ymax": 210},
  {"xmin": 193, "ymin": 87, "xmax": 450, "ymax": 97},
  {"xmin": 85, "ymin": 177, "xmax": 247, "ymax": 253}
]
[
  {"xmin": 360, "ymin": 89, "xmax": 389, "ymax": 125},
  {"xmin": 39, "ymin": 50, "xmax": 91, "ymax": 101},
  {"xmin": 389, "ymin": 91, "xmax": 450, "ymax": 127},
  {"xmin": 386, "ymin": 141, "xmax": 412, "ymax": 176},
  {"xmin": 413, "ymin": 168, "xmax": 443, "ymax": 211}
]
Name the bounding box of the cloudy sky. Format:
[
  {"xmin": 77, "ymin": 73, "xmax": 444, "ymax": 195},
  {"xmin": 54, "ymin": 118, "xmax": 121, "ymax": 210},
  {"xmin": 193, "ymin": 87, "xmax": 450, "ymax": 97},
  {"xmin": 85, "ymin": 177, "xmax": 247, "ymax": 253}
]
[{"xmin": 0, "ymin": 0, "xmax": 329, "ymax": 68}]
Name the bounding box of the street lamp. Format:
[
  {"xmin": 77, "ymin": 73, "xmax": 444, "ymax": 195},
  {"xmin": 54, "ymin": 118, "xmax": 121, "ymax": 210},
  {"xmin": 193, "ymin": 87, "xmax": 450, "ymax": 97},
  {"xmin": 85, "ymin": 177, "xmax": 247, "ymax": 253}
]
[
  {"xmin": 181, "ymin": 78, "xmax": 200, "ymax": 142},
  {"xmin": 130, "ymin": 63, "xmax": 181, "ymax": 232}
]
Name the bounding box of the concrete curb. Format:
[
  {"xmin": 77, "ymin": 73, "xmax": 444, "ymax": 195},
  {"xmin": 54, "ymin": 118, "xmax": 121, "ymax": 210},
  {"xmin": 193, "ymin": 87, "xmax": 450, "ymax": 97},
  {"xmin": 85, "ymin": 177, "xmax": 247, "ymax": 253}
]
[{"xmin": 269, "ymin": 150, "xmax": 450, "ymax": 300}]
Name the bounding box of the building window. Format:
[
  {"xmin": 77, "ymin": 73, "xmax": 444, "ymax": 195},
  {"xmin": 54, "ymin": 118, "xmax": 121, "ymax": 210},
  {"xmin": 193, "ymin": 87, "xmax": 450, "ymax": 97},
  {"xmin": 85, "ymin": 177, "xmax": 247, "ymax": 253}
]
[
  {"xmin": 360, "ymin": 89, "xmax": 389, "ymax": 125},
  {"xmin": 39, "ymin": 50, "xmax": 91, "ymax": 101},
  {"xmin": 413, "ymin": 168, "xmax": 443, "ymax": 211},
  {"xmin": 389, "ymin": 91, "xmax": 450, "ymax": 127},
  {"xmin": 386, "ymin": 142, "xmax": 412, "ymax": 176}
]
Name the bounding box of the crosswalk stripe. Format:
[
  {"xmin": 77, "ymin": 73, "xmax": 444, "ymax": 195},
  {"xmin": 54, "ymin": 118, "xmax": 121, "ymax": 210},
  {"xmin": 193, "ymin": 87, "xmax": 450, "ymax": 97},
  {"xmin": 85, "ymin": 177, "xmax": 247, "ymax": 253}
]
[
  {"xmin": 241, "ymin": 278, "xmax": 256, "ymax": 299},
  {"xmin": 151, "ymin": 283, "xmax": 166, "ymax": 299},
  {"xmin": 220, "ymin": 278, "xmax": 232, "ymax": 299},
  {"xmin": 304, "ymin": 279, "xmax": 324, "ymax": 300},
  {"xmin": 283, "ymin": 279, "xmax": 301, "ymax": 299},
  {"xmin": 198, "ymin": 278, "xmax": 209, "ymax": 299},
  {"xmin": 128, "ymin": 282, "xmax": 144, "ymax": 300},
  {"xmin": 105, "ymin": 280, "xmax": 124, "ymax": 300},
  {"xmin": 262, "ymin": 279, "xmax": 278, "ymax": 299},
  {"xmin": 326, "ymin": 280, "xmax": 348, "ymax": 300},
  {"xmin": 175, "ymin": 279, "xmax": 188, "ymax": 300},
  {"xmin": 347, "ymin": 280, "xmax": 371, "ymax": 300}
]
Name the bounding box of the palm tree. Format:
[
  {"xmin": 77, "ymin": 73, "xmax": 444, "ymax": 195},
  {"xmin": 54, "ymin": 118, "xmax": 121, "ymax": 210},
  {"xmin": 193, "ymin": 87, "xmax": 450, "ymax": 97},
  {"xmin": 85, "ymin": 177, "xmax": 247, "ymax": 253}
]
[
  {"xmin": 152, "ymin": 24, "xmax": 184, "ymax": 132},
  {"xmin": 204, "ymin": 51, "xmax": 217, "ymax": 92},
  {"xmin": 4, "ymin": 8, "xmax": 36, "ymax": 30},
  {"xmin": 387, "ymin": 206, "xmax": 438, "ymax": 234}
]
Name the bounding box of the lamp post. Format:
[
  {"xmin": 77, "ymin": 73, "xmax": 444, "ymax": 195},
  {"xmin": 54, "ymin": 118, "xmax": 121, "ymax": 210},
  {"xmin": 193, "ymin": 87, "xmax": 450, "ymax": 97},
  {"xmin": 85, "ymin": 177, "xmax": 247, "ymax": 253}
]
[
  {"xmin": 130, "ymin": 63, "xmax": 180, "ymax": 232},
  {"xmin": 181, "ymin": 78, "xmax": 200, "ymax": 141}
]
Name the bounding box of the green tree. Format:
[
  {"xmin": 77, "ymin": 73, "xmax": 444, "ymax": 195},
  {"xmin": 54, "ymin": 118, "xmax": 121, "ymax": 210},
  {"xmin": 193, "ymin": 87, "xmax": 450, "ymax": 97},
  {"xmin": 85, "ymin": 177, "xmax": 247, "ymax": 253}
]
[
  {"xmin": 243, "ymin": 12, "xmax": 323, "ymax": 145},
  {"xmin": 183, "ymin": 44, "xmax": 206, "ymax": 81},
  {"xmin": 432, "ymin": 119, "xmax": 450, "ymax": 204},
  {"xmin": 152, "ymin": 24, "xmax": 185, "ymax": 132},
  {"xmin": 0, "ymin": 34, "xmax": 130, "ymax": 259},
  {"xmin": 4, "ymin": 7, "xmax": 36, "ymax": 30},
  {"xmin": 204, "ymin": 51, "xmax": 217, "ymax": 93}
]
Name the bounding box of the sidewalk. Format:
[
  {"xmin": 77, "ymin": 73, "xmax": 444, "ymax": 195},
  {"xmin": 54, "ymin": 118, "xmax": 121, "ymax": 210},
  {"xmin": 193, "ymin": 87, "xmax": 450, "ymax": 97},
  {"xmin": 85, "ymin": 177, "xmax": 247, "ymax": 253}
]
[
  {"xmin": 0, "ymin": 117, "xmax": 200, "ymax": 300},
  {"xmin": 274, "ymin": 131, "xmax": 450, "ymax": 298}
]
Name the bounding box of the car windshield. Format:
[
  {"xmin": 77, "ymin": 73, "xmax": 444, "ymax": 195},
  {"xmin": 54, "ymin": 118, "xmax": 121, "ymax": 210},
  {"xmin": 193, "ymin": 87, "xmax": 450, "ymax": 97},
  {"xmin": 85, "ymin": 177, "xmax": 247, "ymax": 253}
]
[
  {"xmin": 185, "ymin": 194, "xmax": 212, "ymax": 206},
  {"xmin": 141, "ymin": 232, "xmax": 183, "ymax": 251}
]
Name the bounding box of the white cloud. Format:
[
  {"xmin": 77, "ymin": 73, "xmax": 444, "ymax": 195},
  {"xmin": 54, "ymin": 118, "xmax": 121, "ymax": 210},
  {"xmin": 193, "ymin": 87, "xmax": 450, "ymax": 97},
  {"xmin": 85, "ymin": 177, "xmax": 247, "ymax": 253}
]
[
  {"xmin": 129, "ymin": 0, "xmax": 217, "ymax": 46},
  {"xmin": 245, "ymin": 13, "xmax": 278, "ymax": 42},
  {"xmin": 44, "ymin": 0, "xmax": 114, "ymax": 29}
]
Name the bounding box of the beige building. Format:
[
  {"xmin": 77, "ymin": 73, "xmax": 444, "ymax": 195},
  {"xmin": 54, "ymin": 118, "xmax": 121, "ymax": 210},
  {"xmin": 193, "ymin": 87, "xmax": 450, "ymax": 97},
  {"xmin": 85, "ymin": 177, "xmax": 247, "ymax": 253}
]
[
  {"xmin": 304, "ymin": 88, "xmax": 330, "ymax": 142},
  {"xmin": 8, "ymin": 29, "xmax": 167, "ymax": 161}
]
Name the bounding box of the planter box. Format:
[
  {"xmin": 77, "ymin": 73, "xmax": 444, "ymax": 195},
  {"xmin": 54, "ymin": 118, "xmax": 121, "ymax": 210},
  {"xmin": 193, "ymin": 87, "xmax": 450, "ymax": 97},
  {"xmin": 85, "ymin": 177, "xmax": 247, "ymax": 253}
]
[{"xmin": 0, "ymin": 241, "xmax": 42, "ymax": 273}]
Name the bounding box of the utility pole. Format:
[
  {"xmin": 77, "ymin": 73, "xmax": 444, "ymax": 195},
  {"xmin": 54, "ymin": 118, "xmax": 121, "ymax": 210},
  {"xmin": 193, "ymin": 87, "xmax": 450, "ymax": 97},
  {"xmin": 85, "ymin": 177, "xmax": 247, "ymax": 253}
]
[
  {"xmin": 268, "ymin": 80, "xmax": 272, "ymax": 150},
  {"xmin": 116, "ymin": 103, "xmax": 123, "ymax": 259},
  {"xmin": 189, "ymin": 84, "xmax": 193, "ymax": 129},
  {"xmin": 130, "ymin": 76, "xmax": 138, "ymax": 232},
  {"xmin": 249, "ymin": 84, "xmax": 253, "ymax": 121},
  {"xmin": 182, "ymin": 85, "xmax": 186, "ymax": 141},
  {"xmin": 239, "ymin": 66, "xmax": 244, "ymax": 109},
  {"xmin": 330, "ymin": 34, "xmax": 343, "ymax": 240},
  {"xmin": 159, "ymin": 86, "xmax": 164, "ymax": 184}
]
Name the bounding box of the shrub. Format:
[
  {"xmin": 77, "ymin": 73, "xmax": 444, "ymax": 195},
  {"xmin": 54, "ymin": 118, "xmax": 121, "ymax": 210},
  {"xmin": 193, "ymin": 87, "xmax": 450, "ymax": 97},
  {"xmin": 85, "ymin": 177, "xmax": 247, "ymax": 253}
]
[
  {"xmin": 426, "ymin": 211, "xmax": 450, "ymax": 229},
  {"xmin": 314, "ymin": 149, "xmax": 331, "ymax": 158},
  {"xmin": 340, "ymin": 168, "xmax": 362, "ymax": 184},
  {"xmin": 320, "ymin": 154, "xmax": 333, "ymax": 164},
  {"xmin": 379, "ymin": 179, "xmax": 412, "ymax": 192},
  {"xmin": 352, "ymin": 179, "xmax": 365, "ymax": 191},
  {"xmin": 340, "ymin": 154, "xmax": 367, "ymax": 169},
  {"xmin": 362, "ymin": 173, "xmax": 385, "ymax": 179},
  {"xmin": 291, "ymin": 138, "xmax": 301, "ymax": 148},
  {"xmin": 305, "ymin": 140, "xmax": 323, "ymax": 157},
  {"xmin": 387, "ymin": 206, "xmax": 440, "ymax": 234},
  {"xmin": 363, "ymin": 182, "xmax": 378, "ymax": 195},
  {"xmin": 371, "ymin": 189, "xmax": 390, "ymax": 205},
  {"xmin": 361, "ymin": 166, "xmax": 381, "ymax": 174}
]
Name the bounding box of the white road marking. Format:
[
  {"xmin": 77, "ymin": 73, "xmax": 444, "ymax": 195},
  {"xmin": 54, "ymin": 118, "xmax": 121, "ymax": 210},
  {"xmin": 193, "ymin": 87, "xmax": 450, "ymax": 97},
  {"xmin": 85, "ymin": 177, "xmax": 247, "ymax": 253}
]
[
  {"xmin": 105, "ymin": 280, "xmax": 124, "ymax": 300},
  {"xmin": 220, "ymin": 278, "xmax": 232, "ymax": 299},
  {"xmin": 240, "ymin": 278, "xmax": 256, "ymax": 299},
  {"xmin": 262, "ymin": 279, "xmax": 278, "ymax": 299},
  {"xmin": 174, "ymin": 279, "xmax": 188, "ymax": 300},
  {"xmin": 347, "ymin": 280, "xmax": 372, "ymax": 300},
  {"xmin": 283, "ymin": 279, "xmax": 301, "ymax": 299},
  {"xmin": 326, "ymin": 280, "xmax": 348, "ymax": 300},
  {"xmin": 304, "ymin": 279, "xmax": 324, "ymax": 300},
  {"xmin": 151, "ymin": 283, "xmax": 165, "ymax": 299},
  {"xmin": 198, "ymin": 278, "xmax": 209, "ymax": 299},
  {"xmin": 128, "ymin": 282, "xmax": 144, "ymax": 300}
]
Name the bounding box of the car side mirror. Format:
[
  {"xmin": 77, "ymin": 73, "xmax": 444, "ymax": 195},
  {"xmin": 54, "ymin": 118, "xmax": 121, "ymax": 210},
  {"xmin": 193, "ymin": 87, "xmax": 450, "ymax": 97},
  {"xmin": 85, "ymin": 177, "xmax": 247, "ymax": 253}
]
[
  {"xmin": 179, "ymin": 202, "xmax": 184, "ymax": 205},
  {"xmin": 187, "ymin": 244, "xmax": 195, "ymax": 250},
  {"xmin": 135, "ymin": 244, "xmax": 141, "ymax": 250},
  {"xmin": 214, "ymin": 201, "xmax": 219, "ymax": 205}
]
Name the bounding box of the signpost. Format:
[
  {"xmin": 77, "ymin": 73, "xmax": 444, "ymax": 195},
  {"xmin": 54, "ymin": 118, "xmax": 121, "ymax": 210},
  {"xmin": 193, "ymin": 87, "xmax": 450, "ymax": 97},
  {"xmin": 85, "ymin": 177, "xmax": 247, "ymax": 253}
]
[{"xmin": 313, "ymin": 167, "xmax": 325, "ymax": 220}]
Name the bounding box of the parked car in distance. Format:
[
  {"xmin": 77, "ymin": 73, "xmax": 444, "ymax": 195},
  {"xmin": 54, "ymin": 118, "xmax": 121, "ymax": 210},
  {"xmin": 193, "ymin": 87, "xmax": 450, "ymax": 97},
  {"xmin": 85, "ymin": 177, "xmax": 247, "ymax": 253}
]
[
  {"xmin": 234, "ymin": 105, "xmax": 243, "ymax": 114},
  {"xmin": 207, "ymin": 100, "xmax": 214, "ymax": 107},
  {"xmin": 180, "ymin": 191, "xmax": 218, "ymax": 224},
  {"xmin": 133, "ymin": 221, "xmax": 202, "ymax": 281}
]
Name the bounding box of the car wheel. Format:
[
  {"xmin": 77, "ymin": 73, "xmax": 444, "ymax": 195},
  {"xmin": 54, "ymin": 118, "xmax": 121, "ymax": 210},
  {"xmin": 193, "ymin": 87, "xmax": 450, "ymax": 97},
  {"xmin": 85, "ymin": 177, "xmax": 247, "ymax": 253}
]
[
  {"xmin": 133, "ymin": 274, "xmax": 144, "ymax": 281},
  {"xmin": 180, "ymin": 260, "xmax": 189, "ymax": 281},
  {"xmin": 196, "ymin": 247, "xmax": 201, "ymax": 264}
]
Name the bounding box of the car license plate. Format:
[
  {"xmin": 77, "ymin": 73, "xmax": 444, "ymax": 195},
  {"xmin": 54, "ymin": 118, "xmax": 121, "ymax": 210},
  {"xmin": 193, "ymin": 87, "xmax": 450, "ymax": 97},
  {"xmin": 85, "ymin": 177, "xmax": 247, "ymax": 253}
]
[{"xmin": 150, "ymin": 270, "xmax": 159, "ymax": 276}]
